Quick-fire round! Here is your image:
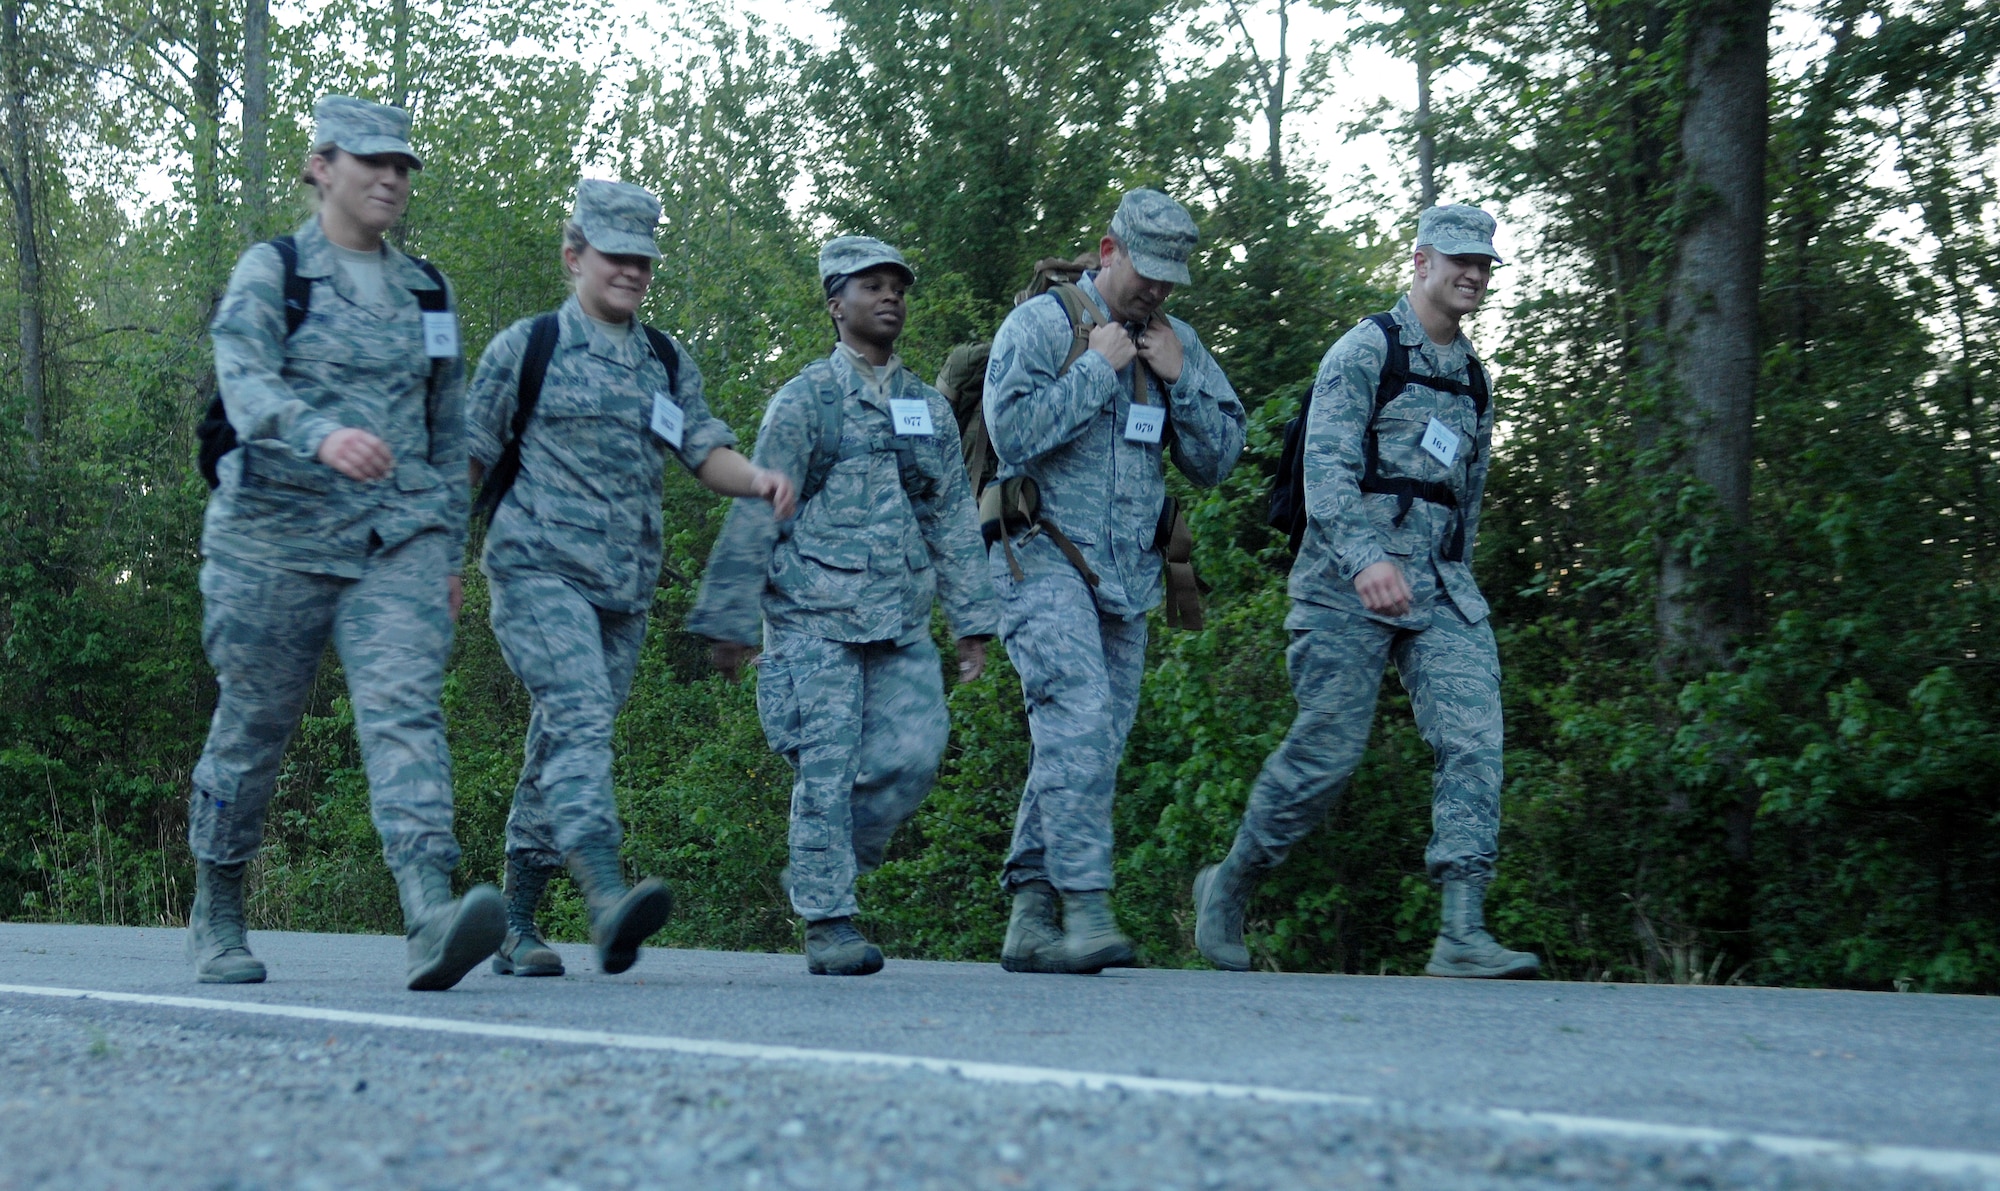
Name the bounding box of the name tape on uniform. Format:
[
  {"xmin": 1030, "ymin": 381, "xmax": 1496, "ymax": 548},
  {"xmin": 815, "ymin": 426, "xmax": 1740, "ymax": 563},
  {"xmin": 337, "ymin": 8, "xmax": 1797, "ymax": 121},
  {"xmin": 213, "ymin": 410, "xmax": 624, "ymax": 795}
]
[
  {"xmin": 421, "ymin": 311, "xmax": 460, "ymax": 359},
  {"xmin": 1124, "ymin": 403, "xmax": 1165, "ymax": 445},
  {"xmin": 889, "ymin": 397, "xmax": 934, "ymax": 437},
  {"xmin": 650, "ymin": 391, "xmax": 685, "ymax": 449},
  {"xmin": 1421, "ymin": 416, "xmax": 1459, "ymax": 467}
]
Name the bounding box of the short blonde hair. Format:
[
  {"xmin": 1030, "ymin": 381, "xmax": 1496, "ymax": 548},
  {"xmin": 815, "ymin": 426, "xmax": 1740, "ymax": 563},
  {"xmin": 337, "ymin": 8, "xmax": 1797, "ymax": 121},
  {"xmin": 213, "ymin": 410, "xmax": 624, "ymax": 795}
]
[{"xmin": 560, "ymin": 220, "xmax": 590, "ymax": 287}]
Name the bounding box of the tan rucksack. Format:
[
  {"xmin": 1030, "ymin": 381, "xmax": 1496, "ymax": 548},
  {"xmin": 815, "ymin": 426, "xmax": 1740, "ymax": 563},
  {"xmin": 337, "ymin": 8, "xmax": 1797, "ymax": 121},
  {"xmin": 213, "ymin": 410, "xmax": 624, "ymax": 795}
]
[
  {"xmin": 935, "ymin": 252, "xmax": 1101, "ymax": 496},
  {"xmin": 964, "ymin": 253, "xmax": 1205, "ymax": 630}
]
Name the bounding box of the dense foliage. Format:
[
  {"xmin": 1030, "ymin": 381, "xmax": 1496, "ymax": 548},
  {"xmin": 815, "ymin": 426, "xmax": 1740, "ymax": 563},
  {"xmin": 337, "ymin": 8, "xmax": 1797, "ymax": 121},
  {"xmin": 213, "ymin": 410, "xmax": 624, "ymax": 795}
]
[{"xmin": 2, "ymin": 0, "xmax": 1995, "ymax": 992}]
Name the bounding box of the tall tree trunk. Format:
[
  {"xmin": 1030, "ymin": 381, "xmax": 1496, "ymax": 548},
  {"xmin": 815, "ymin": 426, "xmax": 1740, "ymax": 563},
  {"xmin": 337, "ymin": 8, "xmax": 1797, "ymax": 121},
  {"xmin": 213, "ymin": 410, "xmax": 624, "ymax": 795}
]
[
  {"xmin": 392, "ymin": 0, "xmax": 409, "ymax": 108},
  {"xmin": 1416, "ymin": 45, "xmax": 1435, "ymax": 208},
  {"xmin": 1657, "ymin": 0, "xmax": 1768, "ymax": 675},
  {"xmin": 240, "ymin": 0, "xmax": 271, "ymax": 239},
  {"xmin": 2, "ymin": 0, "xmax": 43, "ymax": 460},
  {"xmin": 1266, "ymin": 0, "xmax": 1287, "ymax": 184},
  {"xmin": 191, "ymin": 0, "xmax": 224, "ymax": 427},
  {"xmin": 389, "ymin": 0, "xmax": 410, "ymax": 248},
  {"xmin": 193, "ymin": 0, "xmax": 221, "ymax": 232},
  {"xmin": 1658, "ymin": 0, "xmax": 1769, "ymax": 961}
]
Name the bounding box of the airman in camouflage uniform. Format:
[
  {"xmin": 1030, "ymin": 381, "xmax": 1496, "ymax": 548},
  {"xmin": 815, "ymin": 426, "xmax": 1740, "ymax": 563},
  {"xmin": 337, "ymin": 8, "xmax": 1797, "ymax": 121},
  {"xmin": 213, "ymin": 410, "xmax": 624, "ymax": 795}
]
[
  {"xmin": 468, "ymin": 180, "xmax": 793, "ymax": 979},
  {"xmin": 983, "ymin": 189, "xmax": 1245, "ymax": 974},
  {"xmin": 189, "ymin": 96, "xmax": 503, "ymax": 992},
  {"xmin": 1194, "ymin": 205, "xmax": 1540, "ymax": 979},
  {"xmin": 690, "ymin": 236, "xmax": 998, "ymax": 976}
]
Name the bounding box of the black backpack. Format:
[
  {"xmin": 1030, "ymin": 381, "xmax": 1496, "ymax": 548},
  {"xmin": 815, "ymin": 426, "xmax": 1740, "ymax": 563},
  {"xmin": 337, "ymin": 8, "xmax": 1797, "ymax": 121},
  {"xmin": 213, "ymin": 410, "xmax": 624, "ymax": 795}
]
[
  {"xmin": 469, "ymin": 312, "xmax": 679, "ymax": 521},
  {"xmin": 1267, "ymin": 312, "xmax": 1487, "ymax": 555},
  {"xmin": 197, "ymin": 235, "xmax": 450, "ymax": 489}
]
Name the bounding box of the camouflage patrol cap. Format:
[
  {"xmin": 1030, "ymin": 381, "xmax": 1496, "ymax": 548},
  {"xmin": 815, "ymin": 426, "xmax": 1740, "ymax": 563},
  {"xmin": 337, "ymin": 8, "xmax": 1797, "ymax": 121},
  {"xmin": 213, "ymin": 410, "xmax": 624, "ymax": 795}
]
[
  {"xmin": 304, "ymin": 96, "xmax": 421, "ymax": 178},
  {"xmin": 819, "ymin": 236, "xmax": 914, "ymax": 289},
  {"xmin": 574, "ymin": 179, "xmax": 663, "ymax": 260},
  {"xmin": 1415, "ymin": 204, "xmax": 1503, "ymax": 263},
  {"xmin": 1109, "ymin": 188, "xmax": 1198, "ymax": 285}
]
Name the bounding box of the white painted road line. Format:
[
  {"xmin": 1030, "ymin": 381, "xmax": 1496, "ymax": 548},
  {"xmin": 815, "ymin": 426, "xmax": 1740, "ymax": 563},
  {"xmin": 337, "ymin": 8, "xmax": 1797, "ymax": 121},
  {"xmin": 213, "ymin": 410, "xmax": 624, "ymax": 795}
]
[{"xmin": 4, "ymin": 982, "xmax": 1997, "ymax": 1185}]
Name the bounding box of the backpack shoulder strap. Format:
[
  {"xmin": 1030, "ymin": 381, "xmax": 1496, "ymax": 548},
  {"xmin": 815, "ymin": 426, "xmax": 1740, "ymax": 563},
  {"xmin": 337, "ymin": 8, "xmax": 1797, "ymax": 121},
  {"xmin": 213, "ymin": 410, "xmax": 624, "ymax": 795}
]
[
  {"xmin": 1366, "ymin": 312, "xmax": 1407, "ymax": 415},
  {"xmin": 1466, "ymin": 354, "xmax": 1489, "ymax": 421},
  {"xmin": 515, "ymin": 312, "xmax": 561, "ymax": 441},
  {"xmin": 408, "ymin": 257, "xmax": 449, "ymax": 311},
  {"xmin": 268, "ymin": 235, "xmax": 312, "ymax": 339},
  {"xmin": 471, "ymin": 311, "xmax": 559, "ymax": 522},
  {"xmin": 1049, "ymin": 282, "xmax": 1102, "ymax": 377},
  {"xmin": 640, "ymin": 324, "xmax": 679, "ymax": 398},
  {"xmin": 801, "ymin": 360, "xmax": 845, "ymax": 503}
]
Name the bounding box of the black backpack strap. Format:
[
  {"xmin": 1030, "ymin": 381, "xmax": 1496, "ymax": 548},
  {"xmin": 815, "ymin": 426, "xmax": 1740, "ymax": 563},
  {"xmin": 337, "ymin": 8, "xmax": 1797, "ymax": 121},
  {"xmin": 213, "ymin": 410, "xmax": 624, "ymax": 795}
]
[
  {"xmin": 1357, "ymin": 311, "xmax": 1483, "ymax": 561},
  {"xmin": 270, "ymin": 234, "xmax": 313, "ymax": 338},
  {"xmin": 1366, "ymin": 312, "xmax": 1407, "ymax": 415},
  {"xmin": 409, "ymin": 258, "xmax": 449, "ymax": 312},
  {"xmin": 471, "ymin": 311, "xmax": 559, "ymax": 521},
  {"xmin": 407, "ymin": 255, "xmax": 452, "ymax": 461},
  {"xmin": 639, "ymin": 324, "xmax": 680, "ymax": 399},
  {"xmin": 514, "ymin": 313, "xmax": 560, "ymax": 448},
  {"xmin": 198, "ymin": 236, "xmax": 312, "ymax": 489}
]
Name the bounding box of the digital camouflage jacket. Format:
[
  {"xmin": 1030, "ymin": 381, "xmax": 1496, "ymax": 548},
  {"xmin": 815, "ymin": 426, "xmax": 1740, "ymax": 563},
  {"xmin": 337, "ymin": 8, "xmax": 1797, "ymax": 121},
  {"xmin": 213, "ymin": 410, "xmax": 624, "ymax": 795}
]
[
  {"xmin": 1289, "ymin": 294, "xmax": 1494, "ymax": 629},
  {"xmin": 689, "ymin": 348, "xmax": 998, "ymax": 647},
  {"xmin": 981, "ymin": 272, "xmax": 1244, "ymax": 618},
  {"xmin": 205, "ymin": 217, "xmax": 467, "ymax": 577},
  {"xmin": 466, "ymin": 296, "xmax": 736, "ymax": 614}
]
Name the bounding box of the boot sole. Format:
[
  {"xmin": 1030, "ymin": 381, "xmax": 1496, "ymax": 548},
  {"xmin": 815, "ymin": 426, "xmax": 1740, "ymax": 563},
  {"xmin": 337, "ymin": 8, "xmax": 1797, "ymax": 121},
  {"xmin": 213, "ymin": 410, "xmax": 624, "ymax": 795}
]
[
  {"xmin": 1059, "ymin": 941, "xmax": 1136, "ymax": 975},
  {"xmin": 196, "ymin": 963, "xmax": 267, "ymax": 984},
  {"xmin": 407, "ymin": 886, "xmax": 506, "ymax": 992},
  {"xmin": 999, "ymin": 949, "xmax": 1068, "ymax": 974},
  {"xmin": 1192, "ymin": 866, "xmax": 1252, "ymax": 972},
  {"xmin": 491, "ymin": 953, "xmax": 565, "ymax": 977},
  {"xmin": 1425, "ymin": 958, "xmax": 1542, "ymax": 979},
  {"xmin": 807, "ymin": 947, "xmax": 885, "ymax": 976},
  {"xmin": 598, "ymin": 880, "xmax": 673, "ymax": 975}
]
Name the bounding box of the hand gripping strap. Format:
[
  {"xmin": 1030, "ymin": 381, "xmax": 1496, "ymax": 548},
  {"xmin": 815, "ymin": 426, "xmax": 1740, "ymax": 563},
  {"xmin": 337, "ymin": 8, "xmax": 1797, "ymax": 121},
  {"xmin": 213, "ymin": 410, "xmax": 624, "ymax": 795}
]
[{"xmin": 1033, "ymin": 282, "xmax": 1196, "ymax": 621}]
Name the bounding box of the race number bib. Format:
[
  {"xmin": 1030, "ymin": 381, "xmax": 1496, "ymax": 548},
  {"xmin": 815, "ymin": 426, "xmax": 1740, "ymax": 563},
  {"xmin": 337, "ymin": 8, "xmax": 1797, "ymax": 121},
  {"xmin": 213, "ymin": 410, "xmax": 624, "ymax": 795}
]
[
  {"xmin": 1124, "ymin": 403, "xmax": 1165, "ymax": 444},
  {"xmin": 1421, "ymin": 416, "xmax": 1460, "ymax": 467},
  {"xmin": 650, "ymin": 391, "xmax": 685, "ymax": 449},
  {"xmin": 421, "ymin": 311, "xmax": 460, "ymax": 358},
  {"xmin": 889, "ymin": 397, "xmax": 935, "ymax": 437}
]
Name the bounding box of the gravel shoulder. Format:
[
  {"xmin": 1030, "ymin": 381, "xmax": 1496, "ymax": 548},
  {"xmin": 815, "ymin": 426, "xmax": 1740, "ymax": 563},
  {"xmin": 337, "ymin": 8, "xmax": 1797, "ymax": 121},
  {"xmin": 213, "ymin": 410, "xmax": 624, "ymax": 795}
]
[
  {"xmin": 0, "ymin": 996, "xmax": 1985, "ymax": 1191},
  {"xmin": 3, "ymin": 923, "xmax": 1997, "ymax": 1190}
]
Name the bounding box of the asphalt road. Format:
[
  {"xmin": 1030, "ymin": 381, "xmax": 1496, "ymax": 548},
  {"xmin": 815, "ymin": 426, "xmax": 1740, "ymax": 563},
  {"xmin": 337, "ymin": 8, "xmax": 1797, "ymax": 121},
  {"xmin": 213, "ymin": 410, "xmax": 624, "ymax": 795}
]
[{"xmin": 2, "ymin": 923, "xmax": 1995, "ymax": 1190}]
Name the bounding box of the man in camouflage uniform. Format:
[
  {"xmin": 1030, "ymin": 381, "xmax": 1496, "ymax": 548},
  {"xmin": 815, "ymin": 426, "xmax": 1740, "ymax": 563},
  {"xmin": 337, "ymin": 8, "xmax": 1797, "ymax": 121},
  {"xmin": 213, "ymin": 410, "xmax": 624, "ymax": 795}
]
[
  {"xmin": 191, "ymin": 96, "xmax": 503, "ymax": 991},
  {"xmin": 983, "ymin": 189, "xmax": 1245, "ymax": 974},
  {"xmin": 467, "ymin": 180, "xmax": 792, "ymax": 978},
  {"xmin": 1194, "ymin": 204, "xmax": 1540, "ymax": 979},
  {"xmin": 691, "ymin": 236, "xmax": 998, "ymax": 976}
]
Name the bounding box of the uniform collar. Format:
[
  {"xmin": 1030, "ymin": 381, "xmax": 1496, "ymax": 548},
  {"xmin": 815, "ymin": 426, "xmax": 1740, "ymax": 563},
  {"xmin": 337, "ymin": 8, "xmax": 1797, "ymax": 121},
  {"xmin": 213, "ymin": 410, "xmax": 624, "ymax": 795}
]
[
  {"xmin": 558, "ymin": 294, "xmax": 645, "ymax": 364},
  {"xmin": 832, "ymin": 342, "xmax": 906, "ymax": 407},
  {"xmin": 1391, "ymin": 293, "xmax": 1473, "ymax": 361},
  {"xmin": 290, "ymin": 215, "xmax": 440, "ymax": 306},
  {"xmin": 1076, "ymin": 272, "xmax": 1113, "ymax": 323}
]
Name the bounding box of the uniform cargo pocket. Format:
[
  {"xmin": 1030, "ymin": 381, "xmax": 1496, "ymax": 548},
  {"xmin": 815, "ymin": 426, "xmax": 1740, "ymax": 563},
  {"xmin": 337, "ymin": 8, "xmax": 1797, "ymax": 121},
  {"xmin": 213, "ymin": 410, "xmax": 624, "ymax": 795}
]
[
  {"xmin": 755, "ymin": 661, "xmax": 803, "ymax": 756},
  {"xmin": 536, "ymin": 495, "xmax": 609, "ymax": 532},
  {"xmin": 1363, "ymin": 491, "xmax": 1422, "ymax": 557},
  {"xmin": 534, "ymin": 380, "xmax": 604, "ymax": 419},
  {"xmin": 773, "ymin": 536, "xmax": 867, "ymax": 611},
  {"xmin": 395, "ymin": 460, "xmax": 442, "ymax": 492},
  {"xmin": 240, "ymin": 440, "xmax": 334, "ymax": 494},
  {"xmin": 809, "ymin": 462, "xmax": 872, "ymax": 528}
]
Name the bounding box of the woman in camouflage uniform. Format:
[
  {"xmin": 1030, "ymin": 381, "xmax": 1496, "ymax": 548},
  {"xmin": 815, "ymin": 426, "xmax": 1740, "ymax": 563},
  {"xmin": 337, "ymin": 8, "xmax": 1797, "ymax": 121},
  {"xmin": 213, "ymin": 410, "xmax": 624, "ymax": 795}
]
[
  {"xmin": 466, "ymin": 181, "xmax": 794, "ymax": 978},
  {"xmin": 191, "ymin": 96, "xmax": 501, "ymax": 993},
  {"xmin": 689, "ymin": 237, "xmax": 998, "ymax": 976}
]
